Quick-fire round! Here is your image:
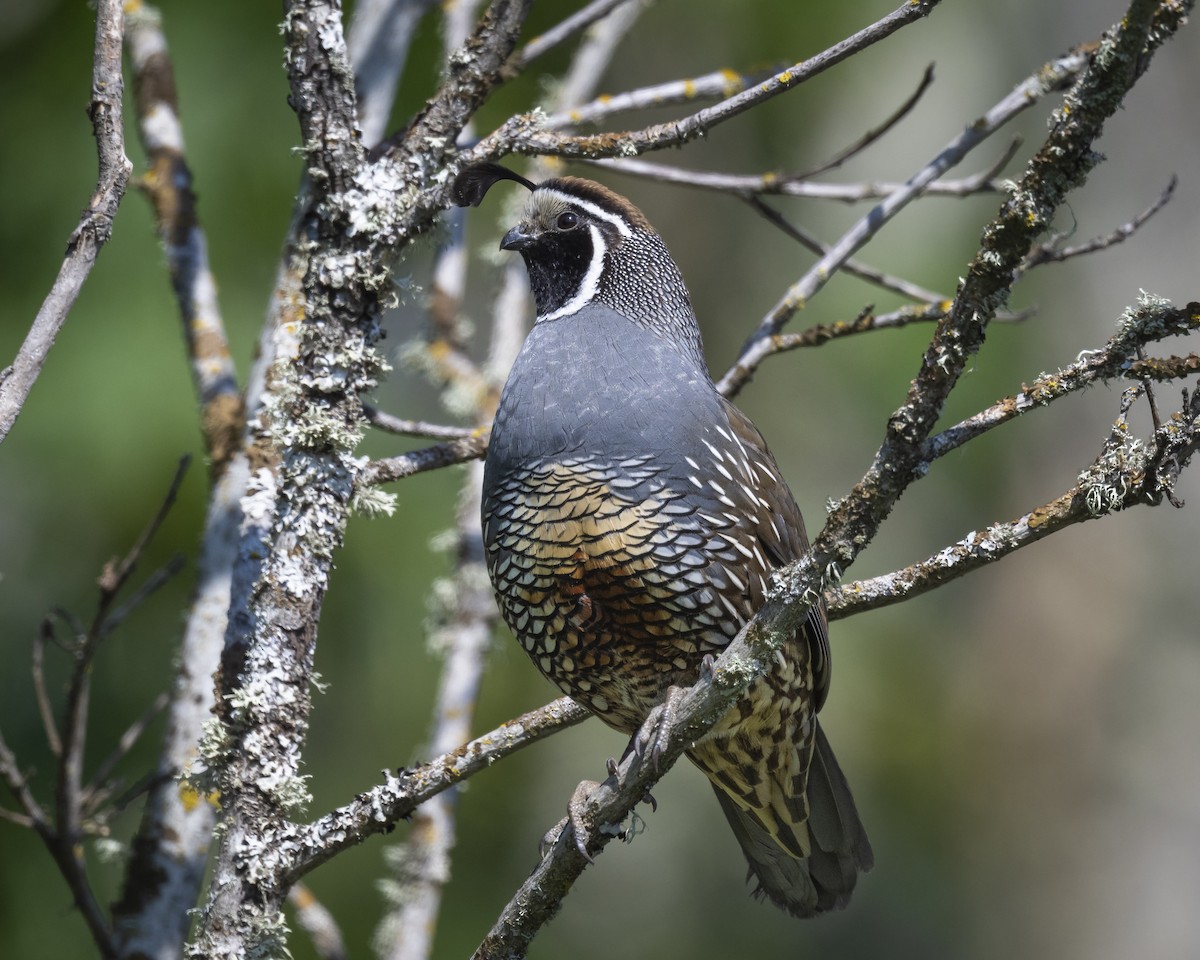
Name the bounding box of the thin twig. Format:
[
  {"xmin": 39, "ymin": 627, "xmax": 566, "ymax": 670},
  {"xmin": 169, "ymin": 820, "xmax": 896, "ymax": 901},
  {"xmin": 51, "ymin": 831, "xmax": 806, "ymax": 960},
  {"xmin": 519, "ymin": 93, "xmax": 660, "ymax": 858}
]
[
  {"xmin": 717, "ymin": 48, "xmax": 1089, "ymax": 397},
  {"xmin": 746, "ymin": 196, "xmax": 950, "ymax": 305},
  {"xmin": 1018, "ymin": 175, "xmax": 1177, "ymax": 277},
  {"xmin": 82, "ymin": 692, "xmax": 170, "ymax": 814},
  {"xmin": 543, "ymin": 67, "xmax": 752, "ymax": 129},
  {"xmin": 0, "ymin": 0, "xmax": 131, "ymax": 445},
  {"xmin": 514, "ymin": 0, "xmax": 634, "ymax": 66},
  {"xmin": 800, "ymin": 62, "xmax": 936, "ymax": 178},
  {"xmin": 33, "ymin": 619, "xmax": 63, "ymax": 758},
  {"xmin": 94, "ymin": 456, "xmax": 191, "ymax": 614},
  {"xmin": 593, "ymin": 141, "xmax": 1019, "ymax": 201},
  {"xmin": 364, "ymin": 406, "xmax": 475, "ymax": 439},
  {"xmin": 102, "ymin": 554, "xmax": 187, "ymax": 635},
  {"xmin": 0, "ymin": 730, "xmax": 51, "ymax": 832},
  {"xmin": 364, "ymin": 433, "xmax": 490, "ymax": 485}
]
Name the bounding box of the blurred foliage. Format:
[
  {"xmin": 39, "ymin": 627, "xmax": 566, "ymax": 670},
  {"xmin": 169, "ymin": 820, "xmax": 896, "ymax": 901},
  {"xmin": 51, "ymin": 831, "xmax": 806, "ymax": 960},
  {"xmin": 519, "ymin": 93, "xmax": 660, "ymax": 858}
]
[{"xmin": 1, "ymin": 1, "xmax": 1198, "ymax": 958}]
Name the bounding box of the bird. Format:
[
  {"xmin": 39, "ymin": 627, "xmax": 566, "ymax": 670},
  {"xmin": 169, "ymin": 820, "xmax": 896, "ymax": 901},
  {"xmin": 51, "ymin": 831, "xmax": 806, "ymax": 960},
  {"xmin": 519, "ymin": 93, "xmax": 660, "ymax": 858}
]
[{"xmin": 452, "ymin": 163, "xmax": 873, "ymax": 918}]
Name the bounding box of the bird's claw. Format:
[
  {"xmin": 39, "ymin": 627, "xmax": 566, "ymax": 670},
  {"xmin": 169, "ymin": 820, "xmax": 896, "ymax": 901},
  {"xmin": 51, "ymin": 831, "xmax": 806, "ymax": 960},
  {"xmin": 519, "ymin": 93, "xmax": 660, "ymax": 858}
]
[
  {"xmin": 634, "ymin": 684, "xmax": 685, "ymax": 772},
  {"xmin": 539, "ymin": 778, "xmax": 602, "ymax": 863}
]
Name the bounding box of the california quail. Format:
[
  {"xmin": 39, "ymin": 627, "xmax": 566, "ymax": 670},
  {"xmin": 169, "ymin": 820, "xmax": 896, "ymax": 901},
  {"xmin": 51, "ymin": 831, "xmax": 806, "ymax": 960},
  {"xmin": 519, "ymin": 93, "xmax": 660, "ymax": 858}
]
[{"xmin": 452, "ymin": 164, "xmax": 873, "ymax": 917}]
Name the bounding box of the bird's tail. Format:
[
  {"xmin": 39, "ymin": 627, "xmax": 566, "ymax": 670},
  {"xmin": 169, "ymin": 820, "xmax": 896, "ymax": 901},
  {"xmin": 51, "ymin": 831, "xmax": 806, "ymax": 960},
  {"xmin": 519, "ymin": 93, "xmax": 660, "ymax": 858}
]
[{"xmin": 697, "ymin": 721, "xmax": 873, "ymax": 918}]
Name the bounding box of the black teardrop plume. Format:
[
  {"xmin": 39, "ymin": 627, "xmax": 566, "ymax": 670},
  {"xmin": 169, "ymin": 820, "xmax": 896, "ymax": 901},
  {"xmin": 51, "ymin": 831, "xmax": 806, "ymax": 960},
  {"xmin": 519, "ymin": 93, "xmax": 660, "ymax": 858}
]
[{"xmin": 451, "ymin": 163, "xmax": 537, "ymax": 207}]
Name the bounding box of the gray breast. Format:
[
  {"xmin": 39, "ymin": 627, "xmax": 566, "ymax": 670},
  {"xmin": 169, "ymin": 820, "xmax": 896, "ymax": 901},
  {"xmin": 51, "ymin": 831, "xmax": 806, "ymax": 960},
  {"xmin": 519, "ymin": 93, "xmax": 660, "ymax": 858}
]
[{"xmin": 485, "ymin": 302, "xmax": 724, "ymax": 489}]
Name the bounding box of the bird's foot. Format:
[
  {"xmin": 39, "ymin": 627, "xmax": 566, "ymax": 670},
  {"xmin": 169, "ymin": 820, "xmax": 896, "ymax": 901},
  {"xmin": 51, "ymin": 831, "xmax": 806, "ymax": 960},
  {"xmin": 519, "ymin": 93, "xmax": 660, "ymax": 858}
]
[
  {"xmin": 540, "ymin": 777, "xmax": 602, "ymax": 863},
  {"xmin": 633, "ymin": 684, "xmax": 687, "ymax": 773}
]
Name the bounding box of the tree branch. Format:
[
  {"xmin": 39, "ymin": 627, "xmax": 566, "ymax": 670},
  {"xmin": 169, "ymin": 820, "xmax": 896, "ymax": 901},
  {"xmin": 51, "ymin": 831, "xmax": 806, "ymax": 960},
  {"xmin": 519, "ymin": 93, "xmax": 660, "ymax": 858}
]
[
  {"xmin": 469, "ymin": 1, "xmax": 941, "ymax": 161},
  {"xmin": 0, "ymin": 0, "xmax": 131, "ymax": 445},
  {"xmin": 283, "ymin": 697, "xmax": 590, "ymax": 884},
  {"xmin": 716, "ymin": 46, "xmax": 1090, "ymax": 397},
  {"xmin": 829, "ymin": 376, "xmax": 1200, "ymax": 618}
]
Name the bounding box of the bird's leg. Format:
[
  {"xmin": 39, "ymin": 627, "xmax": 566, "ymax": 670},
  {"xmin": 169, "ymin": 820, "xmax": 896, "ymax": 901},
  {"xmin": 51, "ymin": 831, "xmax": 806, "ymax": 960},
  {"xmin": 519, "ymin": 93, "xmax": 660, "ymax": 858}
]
[
  {"xmin": 541, "ymin": 777, "xmax": 600, "ymax": 862},
  {"xmin": 634, "ymin": 682, "xmax": 689, "ymax": 772},
  {"xmin": 540, "ymin": 757, "xmax": 621, "ymax": 862}
]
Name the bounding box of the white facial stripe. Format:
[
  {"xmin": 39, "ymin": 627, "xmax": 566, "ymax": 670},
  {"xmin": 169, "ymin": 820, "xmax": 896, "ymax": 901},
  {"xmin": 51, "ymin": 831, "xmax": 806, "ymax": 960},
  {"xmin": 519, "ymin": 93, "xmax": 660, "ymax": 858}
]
[
  {"xmin": 538, "ymin": 189, "xmax": 632, "ymax": 238},
  {"xmin": 538, "ymin": 223, "xmax": 605, "ymax": 323}
]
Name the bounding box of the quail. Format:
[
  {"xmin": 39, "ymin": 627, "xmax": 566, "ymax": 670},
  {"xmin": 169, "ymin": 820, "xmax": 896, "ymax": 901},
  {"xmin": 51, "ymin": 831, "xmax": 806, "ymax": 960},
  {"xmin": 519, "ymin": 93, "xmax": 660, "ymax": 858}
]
[{"xmin": 452, "ymin": 164, "xmax": 873, "ymax": 917}]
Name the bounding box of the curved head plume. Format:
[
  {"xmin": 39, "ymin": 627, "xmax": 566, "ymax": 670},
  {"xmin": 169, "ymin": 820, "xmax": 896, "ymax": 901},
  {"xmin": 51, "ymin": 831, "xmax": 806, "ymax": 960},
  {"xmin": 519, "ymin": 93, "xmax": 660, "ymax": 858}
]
[{"xmin": 451, "ymin": 163, "xmax": 536, "ymax": 207}]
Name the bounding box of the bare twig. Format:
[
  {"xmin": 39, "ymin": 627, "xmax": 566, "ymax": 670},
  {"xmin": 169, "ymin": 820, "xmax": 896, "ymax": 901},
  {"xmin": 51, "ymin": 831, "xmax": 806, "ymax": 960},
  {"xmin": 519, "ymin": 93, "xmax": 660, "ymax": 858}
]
[
  {"xmin": 1018, "ymin": 175, "xmax": 1178, "ymax": 276},
  {"xmin": 364, "ymin": 406, "xmax": 475, "ymax": 439},
  {"xmin": 95, "ymin": 456, "xmax": 190, "ymax": 616},
  {"xmin": 717, "ymin": 47, "xmax": 1090, "ymax": 397},
  {"xmin": 33, "ymin": 619, "xmax": 63, "ymax": 758},
  {"xmin": 0, "ymin": 0, "xmax": 131, "ymax": 445},
  {"xmin": 364, "ymin": 433, "xmax": 490, "ymax": 485},
  {"xmin": 801, "ymin": 63, "xmax": 936, "ymax": 178},
  {"xmin": 594, "ymin": 142, "xmax": 1019, "ymax": 201},
  {"xmin": 718, "ymin": 301, "xmax": 950, "ymax": 375},
  {"xmin": 745, "ymin": 196, "xmax": 950, "ymax": 305},
  {"xmin": 0, "ymin": 731, "xmax": 51, "ymax": 834},
  {"xmin": 82, "ymin": 692, "xmax": 170, "ymax": 815},
  {"xmin": 543, "ymin": 67, "xmax": 751, "ymax": 129},
  {"xmin": 514, "ymin": 0, "xmax": 635, "ymax": 66}
]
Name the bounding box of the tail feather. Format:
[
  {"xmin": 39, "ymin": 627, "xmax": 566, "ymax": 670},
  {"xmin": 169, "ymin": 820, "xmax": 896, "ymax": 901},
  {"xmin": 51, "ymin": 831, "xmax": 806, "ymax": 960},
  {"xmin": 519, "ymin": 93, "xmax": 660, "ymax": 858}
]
[
  {"xmin": 804, "ymin": 723, "xmax": 874, "ymax": 906},
  {"xmin": 708, "ymin": 722, "xmax": 872, "ymax": 918}
]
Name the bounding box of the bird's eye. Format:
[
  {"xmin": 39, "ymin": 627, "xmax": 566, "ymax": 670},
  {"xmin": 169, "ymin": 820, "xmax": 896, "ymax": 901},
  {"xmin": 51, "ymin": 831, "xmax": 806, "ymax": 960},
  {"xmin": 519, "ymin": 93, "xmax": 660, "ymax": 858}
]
[{"xmin": 556, "ymin": 210, "xmax": 579, "ymax": 230}]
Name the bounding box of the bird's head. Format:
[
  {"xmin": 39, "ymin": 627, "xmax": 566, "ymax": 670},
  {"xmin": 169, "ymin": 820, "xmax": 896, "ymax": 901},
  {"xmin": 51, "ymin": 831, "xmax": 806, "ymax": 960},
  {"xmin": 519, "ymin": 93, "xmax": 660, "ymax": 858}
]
[{"xmin": 452, "ymin": 163, "xmax": 704, "ymax": 363}]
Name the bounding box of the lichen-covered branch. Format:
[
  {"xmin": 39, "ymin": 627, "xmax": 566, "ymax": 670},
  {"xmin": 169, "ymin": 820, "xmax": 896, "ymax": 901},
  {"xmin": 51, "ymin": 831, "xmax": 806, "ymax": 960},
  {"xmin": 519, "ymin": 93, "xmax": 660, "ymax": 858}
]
[
  {"xmin": 829, "ymin": 375, "xmax": 1200, "ymax": 618},
  {"xmin": 791, "ymin": 0, "xmax": 1182, "ymax": 591},
  {"xmin": 282, "ymin": 697, "xmax": 589, "ymax": 883}
]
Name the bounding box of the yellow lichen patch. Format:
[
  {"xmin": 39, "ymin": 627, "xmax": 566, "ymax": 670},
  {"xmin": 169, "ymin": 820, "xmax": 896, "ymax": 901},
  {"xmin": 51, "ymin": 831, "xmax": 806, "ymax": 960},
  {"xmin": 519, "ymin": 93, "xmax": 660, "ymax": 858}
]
[
  {"xmin": 176, "ymin": 784, "xmax": 223, "ymax": 812},
  {"xmin": 179, "ymin": 780, "xmax": 203, "ymax": 812},
  {"xmin": 777, "ymin": 71, "xmax": 793, "ymax": 85},
  {"xmin": 684, "ymin": 79, "xmax": 697, "ymax": 98}
]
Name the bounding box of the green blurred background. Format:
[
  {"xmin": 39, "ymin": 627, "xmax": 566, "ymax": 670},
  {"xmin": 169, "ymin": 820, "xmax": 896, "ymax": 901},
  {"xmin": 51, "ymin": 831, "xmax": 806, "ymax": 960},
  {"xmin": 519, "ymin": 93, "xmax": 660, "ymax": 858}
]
[{"xmin": 2, "ymin": 1, "xmax": 1198, "ymax": 958}]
